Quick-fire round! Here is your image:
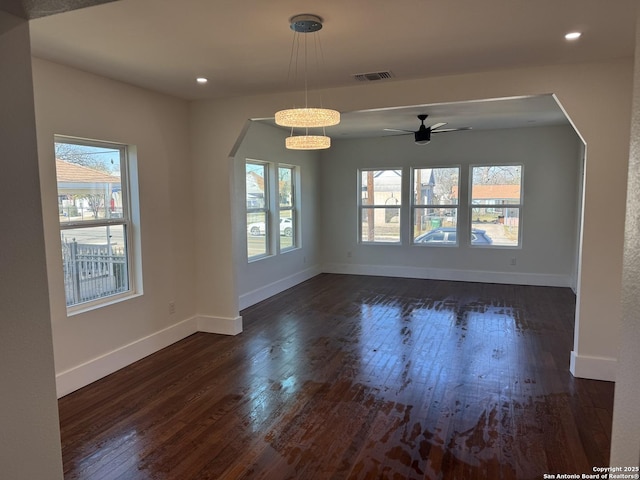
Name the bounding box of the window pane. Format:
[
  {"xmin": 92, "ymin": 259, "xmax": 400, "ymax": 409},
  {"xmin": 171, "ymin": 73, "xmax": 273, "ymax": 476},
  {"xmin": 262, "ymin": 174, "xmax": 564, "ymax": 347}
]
[
  {"xmin": 414, "ymin": 167, "xmax": 459, "ymax": 205},
  {"xmin": 471, "ymin": 165, "xmax": 522, "ymax": 204},
  {"xmin": 247, "ymin": 211, "xmax": 268, "ymax": 257},
  {"xmin": 246, "ymin": 162, "xmax": 269, "ymax": 259},
  {"xmin": 413, "ymin": 207, "xmax": 457, "ymax": 241},
  {"xmin": 280, "ymin": 212, "xmax": 294, "ymax": 250},
  {"xmin": 279, "ymin": 166, "xmax": 296, "ymax": 251},
  {"xmin": 471, "ymin": 207, "xmax": 519, "ymax": 246},
  {"xmin": 361, "ymin": 207, "xmax": 401, "ymax": 243},
  {"xmin": 471, "ymin": 165, "xmax": 521, "ymax": 247},
  {"xmin": 55, "ymin": 143, "xmax": 123, "ymax": 223},
  {"xmin": 246, "ymin": 163, "xmax": 266, "ymax": 210},
  {"xmin": 60, "ymin": 225, "xmax": 128, "ymax": 306},
  {"xmin": 279, "ymin": 167, "xmax": 292, "ymax": 208},
  {"xmin": 361, "ymin": 170, "xmax": 402, "ymax": 206},
  {"xmin": 360, "ymin": 169, "xmax": 402, "ymax": 243}
]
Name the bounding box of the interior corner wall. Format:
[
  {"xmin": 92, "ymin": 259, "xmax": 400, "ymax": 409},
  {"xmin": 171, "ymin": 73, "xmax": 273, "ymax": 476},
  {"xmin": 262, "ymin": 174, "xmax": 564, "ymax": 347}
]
[
  {"xmin": 610, "ymin": 6, "xmax": 640, "ymax": 466},
  {"xmin": 0, "ymin": 13, "xmax": 63, "ymax": 479},
  {"xmin": 31, "ymin": 57, "xmax": 197, "ymax": 396},
  {"xmin": 232, "ymin": 121, "xmax": 322, "ymax": 310},
  {"xmin": 320, "ymin": 125, "xmax": 581, "ymax": 286}
]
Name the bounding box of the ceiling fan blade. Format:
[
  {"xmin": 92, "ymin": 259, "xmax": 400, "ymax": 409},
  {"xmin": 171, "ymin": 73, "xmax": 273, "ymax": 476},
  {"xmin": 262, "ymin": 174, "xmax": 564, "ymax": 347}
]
[
  {"xmin": 382, "ymin": 131, "xmax": 413, "ymax": 136},
  {"xmin": 383, "ymin": 128, "xmax": 413, "ymax": 133},
  {"xmin": 428, "ymin": 122, "xmax": 448, "ymax": 130},
  {"xmin": 432, "ymin": 127, "xmax": 473, "ymax": 133}
]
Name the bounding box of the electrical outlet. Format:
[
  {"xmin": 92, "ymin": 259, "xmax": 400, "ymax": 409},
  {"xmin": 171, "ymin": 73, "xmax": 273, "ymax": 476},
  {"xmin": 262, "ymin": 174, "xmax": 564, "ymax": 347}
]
[
  {"xmin": 168, "ymin": 301, "xmax": 176, "ymax": 315},
  {"xmin": 347, "ymin": 251, "xmax": 352, "ymax": 258},
  {"xmin": 510, "ymin": 257, "xmax": 517, "ymax": 266}
]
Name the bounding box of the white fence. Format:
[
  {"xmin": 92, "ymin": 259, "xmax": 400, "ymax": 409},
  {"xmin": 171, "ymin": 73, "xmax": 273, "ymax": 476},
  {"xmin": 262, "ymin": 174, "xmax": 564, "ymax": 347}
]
[{"xmin": 62, "ymin": 240, "xmax": 128, "ymax": 306}]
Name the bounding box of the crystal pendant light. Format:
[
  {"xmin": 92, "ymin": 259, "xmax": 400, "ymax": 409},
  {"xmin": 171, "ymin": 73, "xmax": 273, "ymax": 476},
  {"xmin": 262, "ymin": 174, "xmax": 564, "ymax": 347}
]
[
  {"xmin": 275, "ymin": 14, "xmax": 340, "ymax": 150},
  {"xmin": 285, "ymin": 135, "xmax": 331, "ymax": 150}
]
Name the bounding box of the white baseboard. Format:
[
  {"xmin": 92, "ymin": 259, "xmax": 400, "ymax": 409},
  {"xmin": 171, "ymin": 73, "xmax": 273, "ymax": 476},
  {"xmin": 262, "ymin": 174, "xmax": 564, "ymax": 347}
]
[
  {"xmin": 238, "ymin": 265, "xmax": 322, "ymax": 310},
  {"xmin": 56, "ymin": 313, "xmax": 245, "ymax": 398},
  {"xmin": 322, "ymin": 263, "xmax": 570, "ymax": 288},
  {"xmin": 55, "ymin": 316, "xmax": 198, "ymax": 398},
  {"xmin": 570, "ymin": 351, "xmax": 617, "ymax": 382},
  {"xmin": 197, "ymin": 314, "xmax": 243, "ymax": 336}
]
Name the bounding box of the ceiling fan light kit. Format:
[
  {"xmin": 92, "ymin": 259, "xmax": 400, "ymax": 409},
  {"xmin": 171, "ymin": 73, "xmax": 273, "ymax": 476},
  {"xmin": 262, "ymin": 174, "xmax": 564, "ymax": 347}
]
[
  {"xmin": 276, "ymin": 14, "xmax": 340, "ymax": 150},
  {"xmin": 414, "ymin": 115, "xmax": 432, "ymax": 144}
]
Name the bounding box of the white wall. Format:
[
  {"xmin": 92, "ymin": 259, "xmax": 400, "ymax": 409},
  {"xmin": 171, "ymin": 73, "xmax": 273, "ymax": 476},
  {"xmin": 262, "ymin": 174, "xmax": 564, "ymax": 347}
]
[
  {"xmin": 321, "ymin": 125, "xmax": 582, "ymax": 287},
  {"xmin": 32, "ymin": 58, "xmax": 198, "ymax": 396},
  {"xmin": 0, "ymin": 13, "xmax": 63, "ymax": 479},
  {"xmin": 232, "ymin": 121, "xmax": 322, "ymax": 309},
  {"xmin": 191, "ymin": 59, "xmax": 632, "ymax": 384},
  {"xmin": 610, "ymin": 8, "xmax": 640, "ymax": 467}
]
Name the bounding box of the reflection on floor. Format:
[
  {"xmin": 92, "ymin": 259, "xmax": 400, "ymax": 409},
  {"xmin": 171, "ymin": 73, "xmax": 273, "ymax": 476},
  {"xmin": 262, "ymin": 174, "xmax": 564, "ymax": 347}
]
[{"xmin": 58, "ymin": 274, "xmax": 613, "ymax": 479}]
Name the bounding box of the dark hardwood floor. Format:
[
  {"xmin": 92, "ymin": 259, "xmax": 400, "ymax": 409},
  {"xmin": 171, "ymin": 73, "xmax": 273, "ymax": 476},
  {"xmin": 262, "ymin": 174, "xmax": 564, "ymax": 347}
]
[{"xmin": 58, "ymin": 274, "xmax": 614, "ymax": 479}]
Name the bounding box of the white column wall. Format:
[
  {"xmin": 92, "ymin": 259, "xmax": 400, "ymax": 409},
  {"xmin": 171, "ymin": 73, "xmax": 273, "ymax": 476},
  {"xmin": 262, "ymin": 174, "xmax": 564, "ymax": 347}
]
[
  {"xmin": 0, "ymin": 13, "xmax": 63, "ymax": 479},
  {"xmin": 610, "ymin": 7, "xmax": 640, "ymax": 467}
]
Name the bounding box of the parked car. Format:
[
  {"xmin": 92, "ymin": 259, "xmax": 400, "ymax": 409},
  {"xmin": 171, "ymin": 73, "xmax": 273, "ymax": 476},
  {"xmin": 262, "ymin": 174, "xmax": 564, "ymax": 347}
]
[
  {"xmin": 248, "ymin": 217, "xmax": 293, "ymax": 237},
  {"xmin": 414, "ymin": 227, "xmax": 493, "ymax": 245}
]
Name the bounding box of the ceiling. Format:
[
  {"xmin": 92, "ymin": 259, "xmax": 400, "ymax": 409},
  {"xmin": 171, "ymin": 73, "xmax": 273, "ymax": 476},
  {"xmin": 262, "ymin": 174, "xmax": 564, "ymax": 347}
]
[
  {"xmin": 262, "ymin": 95, "xmax": 570, "ymax": 140},
  {"xmin": 28, "ymin": 0, "xmax": 637, "ymax": 138}
]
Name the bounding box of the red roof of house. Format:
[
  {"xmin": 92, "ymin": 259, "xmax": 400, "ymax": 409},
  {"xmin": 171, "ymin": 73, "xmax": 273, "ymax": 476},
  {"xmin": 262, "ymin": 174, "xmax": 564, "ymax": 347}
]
[
  {"xmin": 56, "ymin": 159, "xmax": 120, "ymax": 184},
  {"xmin": 451, "ymin": 184, "xmax": 520, "ymax": 200}
]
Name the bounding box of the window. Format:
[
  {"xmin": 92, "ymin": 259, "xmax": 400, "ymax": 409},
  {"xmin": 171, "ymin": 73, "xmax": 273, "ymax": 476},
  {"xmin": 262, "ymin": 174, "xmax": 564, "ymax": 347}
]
[
  {"xmin": 471, "ymin": 165, "xmax": 522, "ymax": 247},
  {"xmin": 246, "ymin": 161, "xmax": 298, "ymax": 260},
  {"xmin": 278, "ymin": 166, "xmax": 296, "ymax": 251},
  {"xmin": 246, "ymin": 162, "xmax": 268, "ymax": 259},
  {"xmin": 412, "ymin": 167, "xmax": 459, "ymax": 245},
  {"xmin": 55, "ymin": 137, "xmax": 135, "ymax": 309},
  {"xmin": 360, "ymin": 169, "xmax": 402, "ymax": 243}
]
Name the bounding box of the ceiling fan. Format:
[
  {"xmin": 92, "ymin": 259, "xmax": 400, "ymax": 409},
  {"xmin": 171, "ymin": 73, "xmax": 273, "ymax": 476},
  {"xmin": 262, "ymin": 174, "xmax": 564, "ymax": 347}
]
[{"xmin": 384, "ymin": 114, "xmax": 472, "ymax": 144}]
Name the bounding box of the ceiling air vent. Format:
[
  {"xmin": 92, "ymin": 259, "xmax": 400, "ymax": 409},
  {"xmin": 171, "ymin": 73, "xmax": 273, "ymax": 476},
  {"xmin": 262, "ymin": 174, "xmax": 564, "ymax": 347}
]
[{"xmin": 352, "ymin": 71, "xmax": 394, "ymax": 82}]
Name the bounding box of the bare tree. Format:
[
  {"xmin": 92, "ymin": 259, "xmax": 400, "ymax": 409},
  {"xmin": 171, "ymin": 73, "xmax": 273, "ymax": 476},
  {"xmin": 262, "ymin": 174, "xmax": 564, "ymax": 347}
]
[
  {"xmin": 278, "ymin": 167, "xmax": 292, "ymax": 206},
  {"xmin": 432, "ymin": 168, "xmax": 458, "ymax": 204},
  {"xmin": 55, "ymin": 143, "xmax": 116, "ymax": 174},
  {"xmin": 83, "ymin": 194, "xmax": 106, "ymax": 219},
  {"xmin": 472, "ymin": 165, "xmax": 521, "ymax": 185}
]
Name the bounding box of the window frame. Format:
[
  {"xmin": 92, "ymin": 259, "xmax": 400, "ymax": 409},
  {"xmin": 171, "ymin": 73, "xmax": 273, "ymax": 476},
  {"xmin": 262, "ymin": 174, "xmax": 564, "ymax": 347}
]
[
  {"xmin": 246, "ymin": 160, "xmax": 300, "ymax": 262},
  {"xmin": 358, "ymin": 168, "xmax": 403, "ymax": 245},
  {"xmin": 411, "ymin": 166, "xmax": 461, "ymax": 247},
  {"xmin": 277, "ymin": 164, "xmax": 298, "ymax": 253},
  {"xmin": 469, "ymin": 163, "xmax": 524, "ymax": 248},
  {"xmin": 55, "ymin": 136, "xmax": 136, "ymax": 313},
  {"xmin": 246, "ymin": 160, "xmax": 270, "ymax": 261}
]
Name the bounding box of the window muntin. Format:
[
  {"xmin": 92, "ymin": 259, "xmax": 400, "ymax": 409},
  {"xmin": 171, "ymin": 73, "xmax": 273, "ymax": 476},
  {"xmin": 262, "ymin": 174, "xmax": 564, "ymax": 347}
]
[
  {"xmin": 470, "ymin": 165, "xmax": 522, "ymax": 247},
  {"xmin": 360, "ymin": 169, "xmax": 402, "ymax": 243},
  {"xmin": 278, "ymin": 166, "xmax": 295, "ymax": 251},
  {"xmin": 55, "ymin": 138, "xmax": 133, "ymax": 309},
  {"xmin": 412, "ymin": 167, "xmax": 459, "ymax": 245},
  {"xmin": 246, "ymin": 162, "xmax": 269, "ymax": 259}
]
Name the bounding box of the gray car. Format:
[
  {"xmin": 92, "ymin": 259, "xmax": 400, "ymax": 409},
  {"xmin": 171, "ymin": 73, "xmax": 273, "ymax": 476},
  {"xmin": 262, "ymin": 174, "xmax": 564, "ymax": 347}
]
[{"xmin": 414, "ymin": 227, "xmax": 493, "ymax": 245}]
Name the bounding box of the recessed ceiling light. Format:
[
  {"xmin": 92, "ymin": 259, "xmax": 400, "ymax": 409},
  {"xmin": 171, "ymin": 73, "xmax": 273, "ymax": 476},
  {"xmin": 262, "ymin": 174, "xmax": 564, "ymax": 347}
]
[
  {"xmin": 196, "ymin": 77, "xmax": 208, "ymax": 84},
  {"xmin": 565, "ymin": 32, "xmax": 582, "ymax": 41}
]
